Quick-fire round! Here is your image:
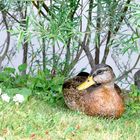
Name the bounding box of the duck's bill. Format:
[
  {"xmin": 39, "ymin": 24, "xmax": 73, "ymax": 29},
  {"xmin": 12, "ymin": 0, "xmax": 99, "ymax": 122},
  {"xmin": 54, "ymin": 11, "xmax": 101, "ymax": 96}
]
[{"xmin": 77, "ymin": 76, "xmax": 96, "ymax": 91}]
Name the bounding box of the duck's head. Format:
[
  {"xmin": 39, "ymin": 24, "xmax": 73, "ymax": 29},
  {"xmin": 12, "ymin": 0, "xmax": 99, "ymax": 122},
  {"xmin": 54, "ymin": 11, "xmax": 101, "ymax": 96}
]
[{"xmin": 77, "ymin": 64, "xmax": 115, "ymax": 90}]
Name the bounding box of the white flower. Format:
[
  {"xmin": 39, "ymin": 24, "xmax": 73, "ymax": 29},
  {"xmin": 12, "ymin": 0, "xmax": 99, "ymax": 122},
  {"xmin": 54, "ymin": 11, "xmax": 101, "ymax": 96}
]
[
  {"xmin": 13, "ymin": 94, "xmax": 24, "ymax": 103},
  {"xmin": 0, "ymin": 88, "xmax": 2, "ymax": 95},
  {"xmin": 1, "ymin": 93, "xmax": 10, "ymax": 103}
]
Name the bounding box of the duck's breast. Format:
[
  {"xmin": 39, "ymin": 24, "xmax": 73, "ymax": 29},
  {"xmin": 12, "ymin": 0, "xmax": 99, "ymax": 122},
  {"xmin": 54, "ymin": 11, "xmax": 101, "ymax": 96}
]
[{"xmin": 82, "ymin": 87, "xmax": 125, "ymax": 118}]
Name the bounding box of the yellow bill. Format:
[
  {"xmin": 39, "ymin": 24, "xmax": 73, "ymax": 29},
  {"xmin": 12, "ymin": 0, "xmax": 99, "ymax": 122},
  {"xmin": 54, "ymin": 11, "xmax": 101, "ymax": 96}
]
[{"xmin": 77, "ymin": 76, "xmax": 96, "ymax": 91}]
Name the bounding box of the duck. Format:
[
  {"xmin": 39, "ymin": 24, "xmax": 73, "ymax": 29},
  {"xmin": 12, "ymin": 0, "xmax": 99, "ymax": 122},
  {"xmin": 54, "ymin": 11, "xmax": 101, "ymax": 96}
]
[{"xmin": 63, "ymin": 64, "xmax": 125, "ymax": 118}]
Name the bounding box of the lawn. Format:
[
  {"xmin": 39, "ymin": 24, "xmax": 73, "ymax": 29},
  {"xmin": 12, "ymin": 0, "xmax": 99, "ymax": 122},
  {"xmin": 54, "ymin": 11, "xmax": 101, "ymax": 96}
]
[{"xmin": 0, "ymin": 97, "xmax": 139, "ymax": 140}]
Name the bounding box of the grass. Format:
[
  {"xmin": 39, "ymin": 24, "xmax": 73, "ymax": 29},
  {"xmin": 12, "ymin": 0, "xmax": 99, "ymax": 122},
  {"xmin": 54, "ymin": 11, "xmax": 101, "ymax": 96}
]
[{"xmin": 0, "ymin": 97, "xmax": 139, "ymax": 140}]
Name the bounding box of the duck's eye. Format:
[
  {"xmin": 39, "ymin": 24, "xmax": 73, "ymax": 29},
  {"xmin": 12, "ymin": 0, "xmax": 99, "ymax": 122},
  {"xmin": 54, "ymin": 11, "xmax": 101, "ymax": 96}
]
[{"xmin": 97, "ymin": 70, "xmax": 103, "ymax": 75}]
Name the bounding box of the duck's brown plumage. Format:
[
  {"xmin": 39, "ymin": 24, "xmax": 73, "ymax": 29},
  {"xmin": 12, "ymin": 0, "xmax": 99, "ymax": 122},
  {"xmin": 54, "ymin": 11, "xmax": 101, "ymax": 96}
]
[{"xmin": 63, "ymin": 65, "xmax": 125, "ymax": 118}]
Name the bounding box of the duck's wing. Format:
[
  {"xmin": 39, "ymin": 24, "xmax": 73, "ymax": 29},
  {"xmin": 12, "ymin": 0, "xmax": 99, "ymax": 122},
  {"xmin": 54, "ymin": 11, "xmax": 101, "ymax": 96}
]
[
  {"xmin": 63, "ymin": 76, "xmax": 88, "ymax": 89},
  {"xmin": 114, "ymin": 84, "xmax": 122, "ymax": 95}
]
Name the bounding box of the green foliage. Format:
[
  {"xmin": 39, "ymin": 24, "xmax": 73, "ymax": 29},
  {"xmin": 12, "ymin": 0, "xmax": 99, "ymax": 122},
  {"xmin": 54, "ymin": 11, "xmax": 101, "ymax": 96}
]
[
  {"xmin": 0, "ymin": 67, "xmax": 15, "ymax": 87},
  {"xmin": 18, "ymin": 63, "xmax": 27, "ymax": 72},
  {"xmin": 130, "ymin": 84, "xmax": 140, "ymax": 97},
  {"xmin": 0, "ymin": 64, "xmax": 28, "ymax": 88},
  {"xmin": 27, "ymin": 0, "xmax": 82, "ymax": 75},
  {"xmin": 29, "ymin": 70, "xmax": 64, "ymax": 104},
  {"xmin": 117, "ymin": 2, "xmax": 140, "ymax": 54},
  {"xmin": 124, "ymin": 85, "xmax": 140, "ymax": 117},
  {"xmin": 46, "ymin": 1, "xmax": 80, "ymax": 43},
  {"xmin": 0, "ymin": 65, "xmax": 65, "ymax": 104}
]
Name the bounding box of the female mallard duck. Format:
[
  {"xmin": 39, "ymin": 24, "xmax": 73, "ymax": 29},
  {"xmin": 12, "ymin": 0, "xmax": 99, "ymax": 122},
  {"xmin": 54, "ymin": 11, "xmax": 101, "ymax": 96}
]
[{"xmin": 63, "ymin": 64, "xmax": 125, "ymax": 118}]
